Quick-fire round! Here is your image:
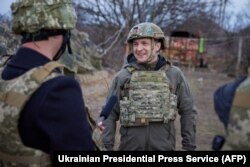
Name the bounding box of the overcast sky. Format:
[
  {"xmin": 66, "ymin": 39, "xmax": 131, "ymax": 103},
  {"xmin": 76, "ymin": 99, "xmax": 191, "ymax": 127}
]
[
  {"xmin": 0, "ymin": 0, "xmax": 248, "ymax": 22},
  {"xmin": 0, "ymin": 0, "xmax": 13, "ymax": 16}
]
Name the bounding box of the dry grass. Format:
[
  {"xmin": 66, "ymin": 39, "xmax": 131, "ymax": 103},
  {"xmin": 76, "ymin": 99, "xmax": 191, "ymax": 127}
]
[{"xmin": 79, "ymin": 67, "xmax": 234, "ymax": 150}]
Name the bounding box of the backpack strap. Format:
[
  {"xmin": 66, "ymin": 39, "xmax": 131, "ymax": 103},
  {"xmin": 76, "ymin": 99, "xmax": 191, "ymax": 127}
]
[
  {"xmin": 0, "ymin": 61, "xmax": 64, "ymax": 109},
  {"xmin": 0, "ymin": 91, "xmax": 28, "ymax": 109},
  {"xmin": 233, "ymin": 92, "xmax": 250, "ymax": 108},
  {"xmin": 31, "ymin": 61, "xmax": 64, "ymax": 83},
  {"xmin": 233, "ymin": 67, "xmax": 250, "ymax": 108}
]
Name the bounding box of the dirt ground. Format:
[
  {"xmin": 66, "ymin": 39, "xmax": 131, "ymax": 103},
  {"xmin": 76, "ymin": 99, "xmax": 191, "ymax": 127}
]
[{"xmin": 79, "ymin": 67, "xmax": 234, "ymax": 151}]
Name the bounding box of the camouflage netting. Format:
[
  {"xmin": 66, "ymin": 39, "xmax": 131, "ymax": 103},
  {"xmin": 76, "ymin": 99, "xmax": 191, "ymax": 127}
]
[{"xmin": 0, "ymin": 23, "xmax": 103, "ymax": 74}]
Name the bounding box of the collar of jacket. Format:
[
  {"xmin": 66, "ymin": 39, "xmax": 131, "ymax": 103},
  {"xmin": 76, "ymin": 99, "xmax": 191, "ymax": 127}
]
[{"xmin": 125, "ymin": 53, "xmax": 167, "ymax": 71}]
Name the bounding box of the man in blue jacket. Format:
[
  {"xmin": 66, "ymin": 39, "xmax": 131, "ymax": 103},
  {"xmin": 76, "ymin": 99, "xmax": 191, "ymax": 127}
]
[
  {"xmin": 213, "ymin": 66, "xmax": 249, "ymax": 150},
  {"xmin": 0, "ymin": 0, "xmax": 94, "ymax": 166}
]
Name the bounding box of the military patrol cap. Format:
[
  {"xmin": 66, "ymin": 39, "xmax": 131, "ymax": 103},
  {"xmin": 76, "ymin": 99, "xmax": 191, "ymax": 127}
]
[
  {"xmin": 127, "ymin": 22, "xmax": 167, "ymax": 49},
  {"xmin": 11, "ymin": 0, "xmax": 77, "ymax": 34}
]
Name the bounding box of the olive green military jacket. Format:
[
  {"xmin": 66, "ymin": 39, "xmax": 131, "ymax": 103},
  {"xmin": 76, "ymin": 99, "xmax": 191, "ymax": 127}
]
[{"xmin": 102, "ymin": 55, "xmax": 196, "ymax": 151}]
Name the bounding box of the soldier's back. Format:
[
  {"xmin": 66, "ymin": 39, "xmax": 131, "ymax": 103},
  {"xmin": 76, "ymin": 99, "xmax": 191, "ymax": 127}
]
[{"xmin": 224, "ymin": 67, "xmax": 250, "ymax": 150}]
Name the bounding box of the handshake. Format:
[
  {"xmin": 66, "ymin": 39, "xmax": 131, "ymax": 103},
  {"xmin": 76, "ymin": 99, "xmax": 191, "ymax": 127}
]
[
  {"xmin": 96, "ymin": 95, "xmax": 117, "ymax": 131},
  {"xmin": 92, "ymin": 96, "xmax": 117, "ymax": 151}
]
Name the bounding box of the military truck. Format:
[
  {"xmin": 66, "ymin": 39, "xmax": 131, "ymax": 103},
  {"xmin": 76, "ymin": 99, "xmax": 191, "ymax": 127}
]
[{"xmin": 164, "ymin": 31, "xmax": 207, "ymax": 68}]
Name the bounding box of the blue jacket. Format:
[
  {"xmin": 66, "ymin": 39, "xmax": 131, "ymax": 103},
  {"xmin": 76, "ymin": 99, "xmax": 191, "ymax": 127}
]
[
  {"xmin": 1, "ymin": 47, "xmax": 94, "ymax": 154},
  {"xmin": 214, "ymin": 76, "xmax": 247, "ymax": 128}
]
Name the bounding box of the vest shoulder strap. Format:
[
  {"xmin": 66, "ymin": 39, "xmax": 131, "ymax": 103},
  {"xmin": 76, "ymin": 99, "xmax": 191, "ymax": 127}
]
[
  {"xmin": 31, "ymin": 61, "xmax": 64, "ymax": 83},
  {"xmin": 0, "ymin": 61, "xmax": 64, "ymax": 109},
  {"xmin": 233, "ymin": 91, "xmax": 250, "ymax": 108},
  {"xmin": 233, "ymin": 74, "xmax": 250, "ymax": 108},
  {"xmin": 126, "ymin": 66, "xmax": 136, "ymax": 74}
]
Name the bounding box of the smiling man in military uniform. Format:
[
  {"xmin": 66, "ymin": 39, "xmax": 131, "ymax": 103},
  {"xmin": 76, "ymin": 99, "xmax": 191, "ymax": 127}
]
[{"xmin": 101, "ymin": 22, "xmax": 197, "ymax": 151}]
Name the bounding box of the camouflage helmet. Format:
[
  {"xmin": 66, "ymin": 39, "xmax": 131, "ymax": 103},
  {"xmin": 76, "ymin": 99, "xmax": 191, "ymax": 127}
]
[
  {"xmin": 11, "ymin": 0, "xmax": 77, "ymax": 34},
  {"xmin": 127, "ymin": 22, "xmax": 167, "ymax": 49}
]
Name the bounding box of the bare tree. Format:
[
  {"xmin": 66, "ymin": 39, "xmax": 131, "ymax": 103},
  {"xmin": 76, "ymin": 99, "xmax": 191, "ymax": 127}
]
[{"xmin": 73, "ymin": 0, "xmax": 233, "ymax": 70}]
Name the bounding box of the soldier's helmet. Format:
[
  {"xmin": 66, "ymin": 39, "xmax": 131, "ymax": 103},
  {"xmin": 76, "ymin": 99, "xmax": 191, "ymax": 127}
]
[
  {"xmin": 11, "ymin": 0, "xmax": 77, "ymax": 34},
  {"xmin": 127, "ymin": 22, "xmax": 167, "ymax": 49}
]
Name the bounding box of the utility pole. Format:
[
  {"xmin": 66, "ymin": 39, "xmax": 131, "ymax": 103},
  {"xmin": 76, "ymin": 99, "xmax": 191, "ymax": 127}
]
[
  {"xmin": 148, "ymin": 0, "xmax": 153, "ymax": 22},
  {"xmin": 218, "ymin": 0, "xmax": 222, "ymax": 25},
  {"xmin": 236, "ymin": 37, "xmax": 243, "ymax": 76},
  {"xmin": 221, "ymin": 0, "xmax": 228, "ymax": 27}
]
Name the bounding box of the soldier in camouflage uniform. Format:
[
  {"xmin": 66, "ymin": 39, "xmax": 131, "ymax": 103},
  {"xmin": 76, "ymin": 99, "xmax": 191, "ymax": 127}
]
[
  {"xmin": 0, "ymin": 0, "xmax": 94, "ymax": 166},
  {"xmin": 100, "ymin": 22, "xmax": 197, "ymax": 151},
  {"xmin": 213, "ymin": 65, "xmax": 250, "ymax": 150}
]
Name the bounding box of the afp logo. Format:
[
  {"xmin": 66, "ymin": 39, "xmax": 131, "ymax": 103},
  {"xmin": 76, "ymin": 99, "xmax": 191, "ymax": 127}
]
[{"xmin": 222, "ymin": 155, "xmax": 246, "ymax": 164}]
